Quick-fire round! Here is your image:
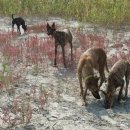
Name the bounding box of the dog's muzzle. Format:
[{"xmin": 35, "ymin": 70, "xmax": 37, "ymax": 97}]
[{"xmin": 91, "ymin": 91, "xmax": 100, "ymax": 99}]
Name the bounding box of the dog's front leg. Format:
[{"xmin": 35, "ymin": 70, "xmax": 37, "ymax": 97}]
[{"xmin": 54, "ymin": 44, "xmax": 58, "ymax": 67}]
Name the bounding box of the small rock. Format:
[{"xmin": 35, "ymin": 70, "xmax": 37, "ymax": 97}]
[
  {"xmin": 14, "ymin": 84, "xmax": 19, "ymax": 87},
  {"xmin": 61, "ymin": 94, "xmax": 75, "ymax": 102},
  {"xmin": 24, "ymin": 125, "xmax": 36, "ymax": 130}
]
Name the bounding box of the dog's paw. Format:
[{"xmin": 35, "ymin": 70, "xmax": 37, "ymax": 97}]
[
  {"xmin": 80, "ymin": 92, "xmax": 84, "ymax": 98},
  {"xmin": 121, "ymin": 96, "xmax": 128, "ymax": 101},
  {"xmin": 53, "ymin": 64, "xmax": 58, "ymax": 67},
  {"xmin": 77, "ymin": 99, "xmax": 86, "ymax": 106},
  {"xmin": 80, "ymin": 100, "xmax": 86, "ymax": 106},
  {"xmin": 64, "ymin": 65, "xmax": 67, "ymax": 68},
  {"xmin": 24, "ymin": 32, "xmax": 27, "ymax": 35}
]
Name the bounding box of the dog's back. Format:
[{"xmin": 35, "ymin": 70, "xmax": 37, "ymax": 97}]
[
  {"xmin": 12, "ymin": 14, "xmax": 25, "ymax": 25},
  {"xmin": 108, "ymin": 60, "xmax": 130, "ymax": 86},
  {"xmin": 47, "ymin": 23, "xmax": 72, "ymax": 45},
  {"xmin": 12, "ymin": 14, "xmax": 27, "ymax": 33},
  {"xmin": 81, "ymin": 47, "xmax": 108, "ymax": 71},
  {"xmin": 53, "ymin": 30, "xmax": 72, "ymax": 45},
  {"xmin": 63, "ymin": 29, "xmax": 73, "ymax": 43}
]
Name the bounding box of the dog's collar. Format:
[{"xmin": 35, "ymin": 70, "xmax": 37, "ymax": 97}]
[{"xmin": 84, "ymin": 75, "xmax": 94, "ymax": 81}]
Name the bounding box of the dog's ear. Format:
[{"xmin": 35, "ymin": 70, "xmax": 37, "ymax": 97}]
[
  {"xmin": 52, "ymin": 22, "xmax": 55, "ymax": 29},
  {"xmin": 47, "ymin": 23, "xmax": 50, "ymax": 28}
]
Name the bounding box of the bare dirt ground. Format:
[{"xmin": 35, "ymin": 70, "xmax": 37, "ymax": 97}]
[{"xmin": 0, "ymin": 16, "xmax": 130, "ymax": 130}]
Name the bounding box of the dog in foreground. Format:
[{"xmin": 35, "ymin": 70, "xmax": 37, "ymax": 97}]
[
  {"xmin": 77, "ymin": 47, "xmax": 109, "ymax": 105},
  {"xmin": 12, "ymin": 14, "xmax": 27, "ymax": 34},
  {"xmin": 101, "ymin": 60, "xmax": 130, "ymax": 109},
  {"xmin": 46, "ymin": 22, "xmax": 73, "ymax": 67}
]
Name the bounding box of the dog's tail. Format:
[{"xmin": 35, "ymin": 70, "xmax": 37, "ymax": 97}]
[{"xmin": 12, "ymin": 14, "xmax": 14, "ymax": 19}]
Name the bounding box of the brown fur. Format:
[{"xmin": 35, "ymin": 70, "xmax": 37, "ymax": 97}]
[
  {"xmin": 46, "ymin": 22, "xmax": 73, "ymax": 67},
  {"xmin": 102, "ymin": 60, "xmax": 130, "ymax": 109},
  {"xmin": 77, "ymin": 47, "xmax": 109, "ymax": 104}
]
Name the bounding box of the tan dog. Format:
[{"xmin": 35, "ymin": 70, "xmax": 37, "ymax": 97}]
[
  {"xmin": 101, "ymin": 60, "xmax": 130, "ymax": 109},
  {"xmin": 77, "ymin": 47, "xmax": 109, "ymax": 105}
]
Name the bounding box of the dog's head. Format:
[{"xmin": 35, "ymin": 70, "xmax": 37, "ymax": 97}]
[
  {"xmin": 100, "ymin": 88, "xmax": 114, "ymax": 109},
  {"xmin": 22, "ymin": 25, "xmax": 27, "ymax": 32},
  {"xmin": 46, "ymin": 22, "xmax": 56, "ymax": 35},
  {"xmin": 85, "ymin": 76, "xmax": 100, "ymax": 99}
]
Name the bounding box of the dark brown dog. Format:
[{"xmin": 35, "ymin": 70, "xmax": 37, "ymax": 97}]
[
  {"xmin": 46, "ymin": 22, "xmax": 73, "ymax": 67},
  {"xmin": 77, "ymin": 47, "xmax": 109, "ymax": 105},
  {"xmin": 12, "ymin": 14, "xmax": 27, "ymax": 34},
  {"xmin": 101, "ymin": 60, "xmax": 130, "ymax": 109}
]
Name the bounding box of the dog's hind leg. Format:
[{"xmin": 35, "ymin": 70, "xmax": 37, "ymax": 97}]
[
  {"xmin": 54, "ymin": 44, "xmax": 58, "ymax": 67},
  {"xmin": 17, "ymin": 25, "xmax": 21, "ymax": 34},
  {"xmin": 12, "ymin": 23, "xmax": 14, "ymax": 31},
  {"xmin": 99, "ymin": 66, "xmax": 105, "ymax": 87},
  {"xmin": 12, "ymin": 23, "xmax": 15, "ymax": 34},
  {"xmin": 105, "ymin": 60, "xmax": 109, "ymax": 73},
  {"xmin": 77, "ymin": 58, "xmax": 86, "ymax": 97},
  {"xmin": 118, "ymin": 79, "xmax": 124, "ymax": 101},
  {"xmin": 125, "ymin": 74, "xmax": 129, "ymax": 99},
  {"xmin": 61, "ymin": 45, "xmax": 66, "ymax": 68},
  {"xmin": 70, "ymin": 42, "xmax": 73, "ymax": 62}
]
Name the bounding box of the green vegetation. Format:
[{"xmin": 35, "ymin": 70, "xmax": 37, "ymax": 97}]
[{"xmin": 0, "ymin": 0, "xmax": 130, "ymax": 26}]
